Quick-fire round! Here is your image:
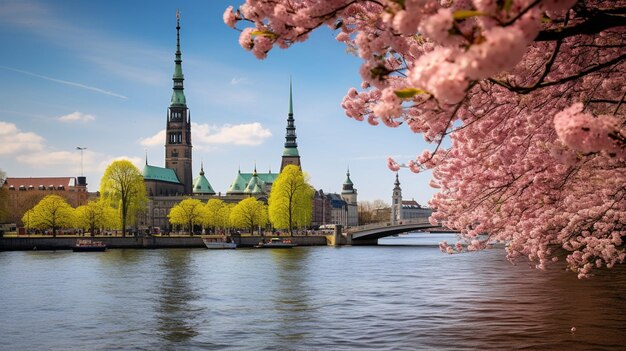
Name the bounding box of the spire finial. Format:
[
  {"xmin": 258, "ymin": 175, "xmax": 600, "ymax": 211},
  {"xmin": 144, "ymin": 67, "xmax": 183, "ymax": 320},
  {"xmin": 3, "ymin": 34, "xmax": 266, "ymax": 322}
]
[
  {"xmin": 176, "ymin": 9, "xmax": 181, "ymax": 52},
  {"xmin": 145, "ymin": 149, "xmax": 148, "ymax": 165},
  {"xmin": 288, "ymin": 76, "xmax": 293, "ymax": 115},
  {"xmin": 200, "ymin": 160, "xmax": 205, "ymax": 176},
  {"xmin": 253, "ymin": 161, "xmax": 257, "ymax": 175}
]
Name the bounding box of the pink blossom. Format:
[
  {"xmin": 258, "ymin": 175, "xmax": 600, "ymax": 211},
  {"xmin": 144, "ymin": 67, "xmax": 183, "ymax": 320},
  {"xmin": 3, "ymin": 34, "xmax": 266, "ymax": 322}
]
[
  {"xmin": 238, "ymin": 27, "xmax": 254, "ymax": 51},
  {"xmin": 554, "ymin": 103, "xmax": 625, "ymax": 158},
  {"xmin": 387, "ymin": 157, "xmax": 401, "ymax": 172},
  {"xmin": 419, "ymin": 8, "xmax": 454, "ymax": 45},
  {"xmin": 223, "ymin": 6, "xmax": 238, "ymax": 28}
]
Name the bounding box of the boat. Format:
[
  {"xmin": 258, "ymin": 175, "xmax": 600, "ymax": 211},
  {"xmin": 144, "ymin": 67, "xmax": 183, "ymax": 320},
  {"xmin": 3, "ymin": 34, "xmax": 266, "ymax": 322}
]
[
  {"xmin": 202, "ymin": 237, "xmax": 237, "ymax": 249},
  {"xmin": 72, "ymin": 239, "xmax": 107, "ymax": 252},
  {"xmin": 255, "ymin": 237, "xmax": 296, "ymax": 249}
]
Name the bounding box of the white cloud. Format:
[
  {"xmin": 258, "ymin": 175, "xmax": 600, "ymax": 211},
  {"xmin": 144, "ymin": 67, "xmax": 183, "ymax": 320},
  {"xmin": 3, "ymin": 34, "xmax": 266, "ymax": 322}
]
[
  {"xmin": 139, "ymin": 130, "xmax": 166, "ymax": 147},
  {"xmin": 139, "ymin": 122, "xmax": 272, "ymax": 149},
  {"xmin": 17, "ymin": 150, "xmax": 80, "ymax": 168},
  {"xmin": 230, "ymin": 77, "xmax": 248, "ymax": 85},
  {"xmin": 193, "ymin": 122, "xmax": 272, "ymax": 146},
  {"xmin": 0, "ymin": 121, "xmax": 45, "ymax": 154},
  {"xmin": 58, "ymin": 111, "xmax": 96, "ymax": 123}
]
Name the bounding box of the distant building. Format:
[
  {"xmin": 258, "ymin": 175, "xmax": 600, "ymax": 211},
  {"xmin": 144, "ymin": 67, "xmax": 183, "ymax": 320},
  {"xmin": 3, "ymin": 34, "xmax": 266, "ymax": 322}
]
[
  {"xmin": 391, "ymin": 173, "xmax": 432, "ymax": 224},
  {"xmin": 341, "ymin": 168, "xmax": 358, "ymax": 227},
  {"xmin": 1, "ymin": 176, "xmax": 89, "ymax": 225},
  {"xmin": 311, "ymin": 169, "xmax": 359, "ymax": 228}
]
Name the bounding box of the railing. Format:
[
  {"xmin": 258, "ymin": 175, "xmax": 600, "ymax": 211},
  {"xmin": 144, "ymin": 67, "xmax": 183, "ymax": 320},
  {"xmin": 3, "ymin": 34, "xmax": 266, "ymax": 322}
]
[{"xmin": 348, "ymin": 217, "xmax": 435, "ymax": 233}]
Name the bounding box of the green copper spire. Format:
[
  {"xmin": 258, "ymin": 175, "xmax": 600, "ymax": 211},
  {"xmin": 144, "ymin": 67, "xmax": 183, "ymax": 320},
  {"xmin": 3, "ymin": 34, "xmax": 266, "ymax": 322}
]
[{"xmin": 170, "ymin": 9, "xmax": 186, "ymax": 107}]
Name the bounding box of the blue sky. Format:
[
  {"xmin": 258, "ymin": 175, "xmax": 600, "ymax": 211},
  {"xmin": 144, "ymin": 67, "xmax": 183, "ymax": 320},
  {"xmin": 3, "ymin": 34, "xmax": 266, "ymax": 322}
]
[{"xmin": 0, "ymin": 0, "xmax": 436, "ymax": 205}]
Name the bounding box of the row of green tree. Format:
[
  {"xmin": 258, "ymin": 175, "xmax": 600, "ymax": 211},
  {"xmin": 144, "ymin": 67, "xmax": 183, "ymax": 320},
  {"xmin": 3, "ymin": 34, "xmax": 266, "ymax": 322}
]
[
  {"xmin": 20, "ymin": 160, "xmax": 147, "ymax": 237},
  {"xmin": 168, "ymin": 165, "xmax": 314, "ymax": 235},
  {"xmin": 14, "ymin": 161, "xmax": 314, "ymax": 236}
]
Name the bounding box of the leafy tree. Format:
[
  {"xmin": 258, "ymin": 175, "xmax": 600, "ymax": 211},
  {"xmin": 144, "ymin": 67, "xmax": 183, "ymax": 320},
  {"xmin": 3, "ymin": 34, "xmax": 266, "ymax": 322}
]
[
  {"xmin": 75, "ymin": 198, "xmax": 118, "ymax": 236},
  {"xmin": 203, "ymin": 198, "xmax": 225, "ymax": 233},
  {"xmin": 22, "ymin": 195, "xmax": 74, "ymax": 237},
  {"xmin": 168, "ymin": 198, "xmax": 206, "ymax": 235},
  {"xmin": 230, "ymin": 197, "xmax": 268, "ymax": 235},
  {"xmin": 218, "ymin": 203, "xmax": 235, "ymax": 233},
  {"xmin": 358, "ymin": 200, "xmax": 391, "ymax": 225},
  {"xmin": 100, "ymin": 160, "xmax": 147, "ymax": 237},
  {"xmin": 225, "ymin": 1, "xmax": 626, "ymax": 276},
  {"xmin": 268, "ymin": 165, "xmax": 314, "ymax": 235}
]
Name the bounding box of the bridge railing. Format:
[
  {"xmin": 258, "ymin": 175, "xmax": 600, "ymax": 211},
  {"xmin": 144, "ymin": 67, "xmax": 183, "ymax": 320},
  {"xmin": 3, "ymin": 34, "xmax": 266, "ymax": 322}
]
[{"xmin": 347, "ymin": 217, "xmax": 434, "ymax": 233}]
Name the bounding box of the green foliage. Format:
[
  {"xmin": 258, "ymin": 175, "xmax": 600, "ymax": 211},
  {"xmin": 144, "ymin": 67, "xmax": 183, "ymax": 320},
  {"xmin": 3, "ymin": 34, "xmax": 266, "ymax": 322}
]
[
  {"xmin": 394, "ymin": 87, "xmax": 427, "ymax": 99},
  {"xmin": 22, "ymin": 195, "xmax": 74, "ymax": 236},
  {"xmin": 168, "ymin": 198, "xmax": 206, "ymax": 234},
  {"xmin": 268, "ymin": 165, "xmax": 314, "ymax": 235},
  {"xmin": 203, "ymin": 198, "xmax": 225, "ymax": 232},
  {"xmin": 75, "ymin": 198, "xmax": 119, "ymax": 235},
  {"xmin": 218, "ymin": 203, "xmax": 235, "ymax": 231},
  {"xmin": 100, "ymin": 160, "xmax": 147, "ymax": 236},
  {"xmin": 230, "ymin": 197, "xmax": 268, "ymax": 235}
]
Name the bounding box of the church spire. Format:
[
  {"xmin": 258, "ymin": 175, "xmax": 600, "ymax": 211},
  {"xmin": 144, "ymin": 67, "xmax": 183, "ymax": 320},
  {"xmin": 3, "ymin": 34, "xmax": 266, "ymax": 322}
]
[
  {"xmin": 165, "ymin": 9, "xmax": 193, "ymax": 195},
  {"xmin": 280, "ymin": 77, "xmax": 301, "ymax": 171},
  {"xmin": 170, "ymin": 9, "xmax": 186, "ymax": 107}
]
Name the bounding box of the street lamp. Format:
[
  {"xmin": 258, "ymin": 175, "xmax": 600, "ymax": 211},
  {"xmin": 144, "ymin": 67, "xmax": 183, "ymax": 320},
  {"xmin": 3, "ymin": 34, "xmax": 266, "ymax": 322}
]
[{"xmin": 76, "ymin": 147, "xmax": 87, "ymax": 176}]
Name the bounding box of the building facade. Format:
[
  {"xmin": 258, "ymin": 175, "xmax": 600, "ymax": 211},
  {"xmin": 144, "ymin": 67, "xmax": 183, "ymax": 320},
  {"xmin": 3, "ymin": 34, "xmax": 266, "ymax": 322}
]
[
  {"xmin": 1, "ymin": 176, "xmax": 89, "ymax": 225},
  {"xmin": 391, "ymin": 173, "xmax": 432, "ymax": 224}
]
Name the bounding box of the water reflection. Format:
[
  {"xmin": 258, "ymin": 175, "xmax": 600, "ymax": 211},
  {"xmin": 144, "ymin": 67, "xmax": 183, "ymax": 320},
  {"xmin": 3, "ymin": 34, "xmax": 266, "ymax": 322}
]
[
  {"xmin": 155, "ymin": 249, "xmax": 201, "ymax": 343},
  {"xmin": 270, "ymin": 249, "xmax": 315, "ymax": 345}
]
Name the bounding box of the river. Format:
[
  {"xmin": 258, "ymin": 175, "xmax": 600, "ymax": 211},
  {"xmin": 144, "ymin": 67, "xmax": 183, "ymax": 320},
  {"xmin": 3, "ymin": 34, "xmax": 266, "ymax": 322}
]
[{"xmin": 1, "ymin": 234, "xmax": 625, "ymax": 350}]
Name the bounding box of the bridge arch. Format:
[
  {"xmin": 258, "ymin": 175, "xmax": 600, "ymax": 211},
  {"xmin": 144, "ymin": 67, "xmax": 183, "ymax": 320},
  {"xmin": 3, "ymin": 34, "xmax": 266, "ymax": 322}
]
[{"xmin": 347, "ymin": 218, "xmax": 442, "ymax": 244}]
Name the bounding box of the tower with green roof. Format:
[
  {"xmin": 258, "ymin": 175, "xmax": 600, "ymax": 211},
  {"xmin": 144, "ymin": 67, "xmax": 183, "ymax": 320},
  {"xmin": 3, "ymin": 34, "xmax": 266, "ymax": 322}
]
[
  {"xmin": 280, "ymin": 79, "xmax": 301, "ymax": 172},
  {"xmin": 165, "ymin": 10, "xmax": 193, "ymax": 195},
  {"xmin": 341, "ymin": 167, "xmax": 357, "ymax": 205},
  {"xmin": 341, "ymin": 167, "xmax": 359, "ymax": 226}
]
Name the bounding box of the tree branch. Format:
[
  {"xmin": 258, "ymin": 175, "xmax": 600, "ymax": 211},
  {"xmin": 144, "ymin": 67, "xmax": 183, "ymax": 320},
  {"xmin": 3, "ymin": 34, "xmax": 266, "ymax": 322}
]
[{"xmin": 535, "ymin": 10, "xmax": 626, "ymax": 41}]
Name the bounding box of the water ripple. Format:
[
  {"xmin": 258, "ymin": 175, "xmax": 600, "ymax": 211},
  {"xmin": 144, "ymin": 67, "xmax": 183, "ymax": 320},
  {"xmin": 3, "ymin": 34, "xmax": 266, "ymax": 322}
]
[{"xmin": 1, "ymin": 246, "xmax": 625, "ymax": 350}]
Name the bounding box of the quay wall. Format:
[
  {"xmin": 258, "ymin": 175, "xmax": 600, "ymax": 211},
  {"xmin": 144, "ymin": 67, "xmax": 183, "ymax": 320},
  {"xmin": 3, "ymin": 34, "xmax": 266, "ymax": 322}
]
[{"xmin": 0, "ymin": 235, "xmax": 330, "ymax": 251}]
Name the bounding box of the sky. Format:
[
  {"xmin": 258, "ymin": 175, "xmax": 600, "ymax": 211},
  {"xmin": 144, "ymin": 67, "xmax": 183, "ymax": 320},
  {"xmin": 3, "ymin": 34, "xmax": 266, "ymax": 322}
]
[{"xmin": 0, "ymin": 0, "xmax": 438, "ymax": 205}]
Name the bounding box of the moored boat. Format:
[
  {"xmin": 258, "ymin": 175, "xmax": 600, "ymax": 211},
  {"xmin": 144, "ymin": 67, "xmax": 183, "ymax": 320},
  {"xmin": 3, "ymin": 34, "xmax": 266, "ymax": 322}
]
[
  {"xmin": 255, "ymin": 237, "xmax": 296, "ymax": 249},
  {"xmin": 202, "ymin": 238, "xmax": 236, "ymax": 249},
  {"xmin": 72, "ymin": 239, "xmax": 107, "ymax": 252}
]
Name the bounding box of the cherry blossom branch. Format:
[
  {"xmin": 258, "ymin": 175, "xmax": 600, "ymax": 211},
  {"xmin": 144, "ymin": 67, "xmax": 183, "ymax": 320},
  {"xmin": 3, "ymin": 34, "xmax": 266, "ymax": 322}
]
[{"xmin": 536, "ymin": 9, "xmax": 626, "ymax": 41}]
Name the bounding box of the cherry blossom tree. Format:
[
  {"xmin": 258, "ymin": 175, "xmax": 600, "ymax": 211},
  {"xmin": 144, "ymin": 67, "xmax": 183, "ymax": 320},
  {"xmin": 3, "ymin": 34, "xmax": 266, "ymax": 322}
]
[{"xmin": 224, "ymin": 0, "xmax": 625, "ymax": 277}]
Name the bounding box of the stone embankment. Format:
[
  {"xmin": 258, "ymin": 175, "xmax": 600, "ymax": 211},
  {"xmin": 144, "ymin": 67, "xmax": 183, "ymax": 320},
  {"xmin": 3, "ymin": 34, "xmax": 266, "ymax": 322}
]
[{"xmin": 0, "ymin": 235, "xmax": 331, "ymax": 251}]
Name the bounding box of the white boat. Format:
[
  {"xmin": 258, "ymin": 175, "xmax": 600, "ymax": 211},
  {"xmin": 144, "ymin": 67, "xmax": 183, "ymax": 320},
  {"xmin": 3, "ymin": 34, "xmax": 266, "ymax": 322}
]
[{"xmin": 202, "ymin": 238, "xmax": 236, "ymax": 249}]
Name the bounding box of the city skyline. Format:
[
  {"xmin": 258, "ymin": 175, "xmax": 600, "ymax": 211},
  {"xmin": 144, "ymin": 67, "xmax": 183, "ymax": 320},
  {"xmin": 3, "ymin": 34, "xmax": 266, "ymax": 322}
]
[{"xmin": 0, "ymin": 0, "xmax": 437, "ymax": 205}]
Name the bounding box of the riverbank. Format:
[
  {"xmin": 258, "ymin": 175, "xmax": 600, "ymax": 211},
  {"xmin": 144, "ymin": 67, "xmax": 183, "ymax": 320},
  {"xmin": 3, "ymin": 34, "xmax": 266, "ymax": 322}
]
[{"xmin": 0, "ymin": 235, "xmax": 330, "ymax": 251}]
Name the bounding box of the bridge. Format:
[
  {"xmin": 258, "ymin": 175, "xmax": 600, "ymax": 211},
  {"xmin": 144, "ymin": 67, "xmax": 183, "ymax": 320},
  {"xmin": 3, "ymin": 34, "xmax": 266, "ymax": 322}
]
[{"xmin": 345, "ymin": 217, "xmax": 443, "ymax": 245}]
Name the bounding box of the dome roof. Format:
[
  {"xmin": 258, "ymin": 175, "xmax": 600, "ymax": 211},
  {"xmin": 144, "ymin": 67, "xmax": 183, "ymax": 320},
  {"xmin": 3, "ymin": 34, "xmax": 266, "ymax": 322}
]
[{"xmin": 192, "ymin": 166, "xmax": 215, "ymax": 195}]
